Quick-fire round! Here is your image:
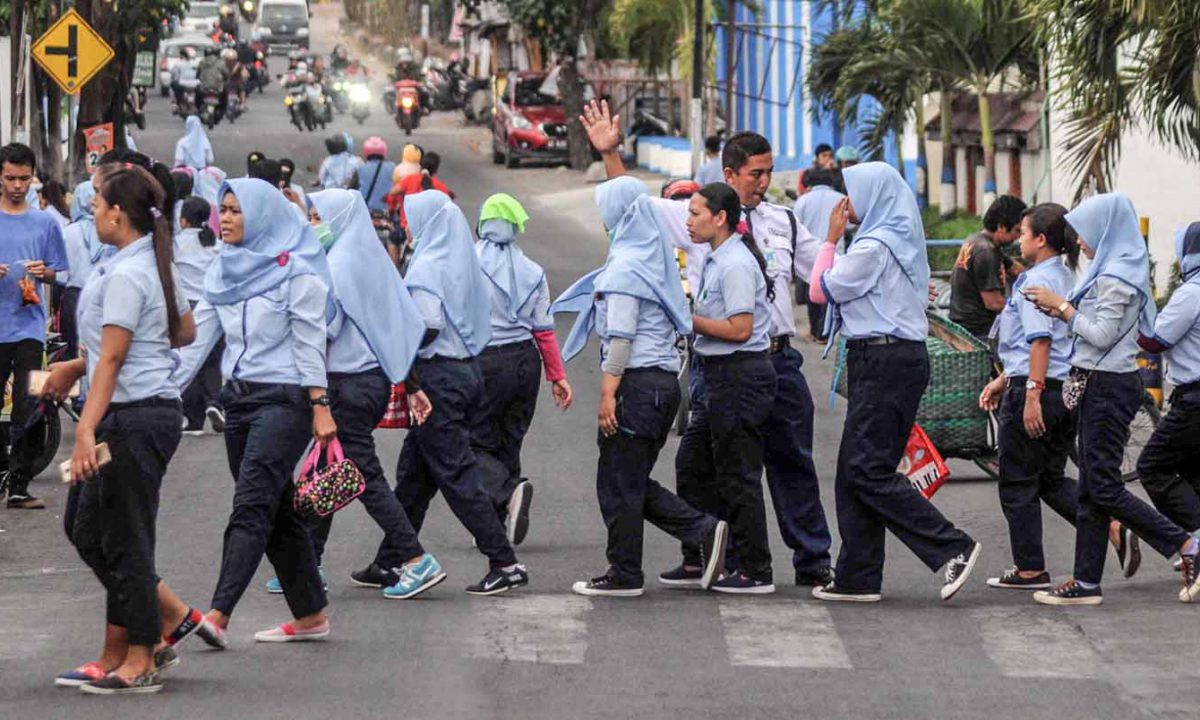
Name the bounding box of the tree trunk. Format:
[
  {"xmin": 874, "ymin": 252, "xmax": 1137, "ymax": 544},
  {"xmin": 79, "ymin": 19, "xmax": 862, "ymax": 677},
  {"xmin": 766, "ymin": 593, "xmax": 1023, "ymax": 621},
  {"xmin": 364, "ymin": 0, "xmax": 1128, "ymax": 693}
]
[
  {"xmin": 72, "ymin": 0, "xmax": 126, "ymax": 181},
  {"xmin": 978, "ymin": 87, "xmax": 996, "ymax": 211},
  {"xmin": 938, "ymin": 90, "xmax": 956, "ymax": 216},
  {"xmin": 894, "ymin": 128, "xmax": 905, "ymax": 180},
  {"xmin": 561, "ymin": 59, "xmax": 590, "ymax": 171},
  {"xmin": 915, "ymin": 95, "xmax": 928, "ymax": 210}
]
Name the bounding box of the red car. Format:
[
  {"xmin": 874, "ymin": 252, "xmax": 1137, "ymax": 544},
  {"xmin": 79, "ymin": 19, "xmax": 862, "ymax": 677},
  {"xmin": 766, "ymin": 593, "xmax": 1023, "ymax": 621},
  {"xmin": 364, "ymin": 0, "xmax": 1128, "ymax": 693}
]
[{"xmin": 491, "ymin": 72, "xmax": 575, "ymax": 169}]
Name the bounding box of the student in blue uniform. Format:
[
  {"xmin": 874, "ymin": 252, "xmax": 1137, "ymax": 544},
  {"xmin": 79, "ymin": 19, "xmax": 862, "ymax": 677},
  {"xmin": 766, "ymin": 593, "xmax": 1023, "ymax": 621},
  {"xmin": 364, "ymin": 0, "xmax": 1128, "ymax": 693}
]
[
  {"xmin": 809, "ymin": 162, "xmax": 981, "ymax": 604},
  {"xmin": 365, "ymin": 191, "xmax": 529, "ymax": 596},
  {"xmin": 1025, "ymin": 193, "xmax": 1200, "ymax": 605},
  {"xmin": 44, "ymin": 165, "xmax": 194, "ymax": 694},
  {"xmin": 472, "ymin": 193, "xmax": 572, "ymax": 546},
  {"xmin": 671, "ymin": 182, "xmax": 778, "ymax": 595},
  {"xmin": 553, "ymin": 176, "xmax": 729, "ymax": 597},
  {"xmin": 300, "ymin": 189, "xmax": 443, "ymax": 600},
  {"xmin": 174, "ymin": 197, "xmax": 225, "ymax": 434},
  {"xmin": 1137, "ymin": 222, "xmax": 1200, "ymax": 556},
  {"xmin": 58, "ymin": 179, "xmax": 108, "ymax": 361},
  {"xmin": 978, "ymin": 203, "xmax": 1081, "ymax": 589},
  {"xmin": 202, "ymin": 178, "xmax": 336, "ymax": 642}
]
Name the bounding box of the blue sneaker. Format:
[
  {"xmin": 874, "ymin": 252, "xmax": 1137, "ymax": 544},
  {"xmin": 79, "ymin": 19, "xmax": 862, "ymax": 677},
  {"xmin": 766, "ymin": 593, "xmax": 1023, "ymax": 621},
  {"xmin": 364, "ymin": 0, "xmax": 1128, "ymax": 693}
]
[
  {"xmin": 383, "ymin": 554, "xmax": 447, "ymax": 599},
  {"xmin": 266, "ymin": 567, "xmax": 327, "ymax": 595}
]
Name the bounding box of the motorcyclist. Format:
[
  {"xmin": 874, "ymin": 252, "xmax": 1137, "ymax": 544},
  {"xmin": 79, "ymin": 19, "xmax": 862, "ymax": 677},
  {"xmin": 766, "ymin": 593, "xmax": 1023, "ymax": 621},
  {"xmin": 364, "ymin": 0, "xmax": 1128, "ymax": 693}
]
[
  {"xmin": 170, "ymin": 46, "xmax": 201, "ymax": 112},
  {"xmin": 287, "ymin": 49, "xmax": 303, "ymax": 71},
  {"xmin": 218, "ymin": 4, "xmax": 239, "ymax": 40},
  {"xmin": 197, "ymin": 46, "xmax": 230, "ymax": 122},
  {"xmin": 390, "ymin": 47, "xmax": 420, "ymax": 82},
  {"xmin": 330, "ymin": 44, "xmax": 351, "ymax": 73},
  {"xmin": 222, "ymin": 47, "xmax": 249, "ymax": 107}
]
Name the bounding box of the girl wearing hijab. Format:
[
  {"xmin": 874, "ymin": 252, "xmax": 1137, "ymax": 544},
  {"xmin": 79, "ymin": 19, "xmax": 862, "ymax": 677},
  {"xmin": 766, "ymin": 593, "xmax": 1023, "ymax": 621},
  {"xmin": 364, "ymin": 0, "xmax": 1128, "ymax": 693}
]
[
  {"xmin": 471, "ymin": 193, "xmax": 572, "ymax": 546},
  {"xmin": 1136, "ymin": 223, "xmax": 1200, "ymax": 591},
  {"xmin": 553, "ymin": 177, "xmax": 728, "ymax": 596},
  {"xmin": 808, "ymin": 162, "xmax": 980, "ymax": 603},
  {"xmin": 175, "ymin": 197, "xmax": 225, "ymax": 434},
  {"xmin": 664, "ymin": 182, "xmax": 776, "ymax": 594},
  {"xmin": 41, "ymin": 165, "xmax": 195, "ymax": 694},
  {"xmin": 293, "ymin": 189, "xmax": 443, "ymax": 600},
  {"xmin": 58, "ymin": 179, "xmax": 109, "ymax": 359},
  {"xmin": 318, "ymin": 134, "xmax": 360, "ymax": 190},
  {"xmin": 360, "ymin": 191, "xmax": 528, "ymax": 596},
  {"xmin": 202, "ymin": 178, "xmax": 336, "ymax": 641},
  {"xmin": 174, "ymin": 116, "xmax": 214, "ymax": 171},
  {"xmin": 1026, "ymin": 196, "xmax": 1200, "ymax": 604}
]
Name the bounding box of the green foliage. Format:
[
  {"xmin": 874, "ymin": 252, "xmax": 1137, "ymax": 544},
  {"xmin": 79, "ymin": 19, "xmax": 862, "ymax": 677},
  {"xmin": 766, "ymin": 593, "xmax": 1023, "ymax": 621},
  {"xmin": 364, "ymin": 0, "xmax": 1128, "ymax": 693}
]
[
  {"xmin": 608, "ymin": 0, "xmax": 683, "ymax": 76},
  {"xmin": 502, "ymin": 0, "xmax": 591, "ymax": 55},
  {"xmin": 924, "ymin": 207, "xmax": 983, "ymax": 271}
]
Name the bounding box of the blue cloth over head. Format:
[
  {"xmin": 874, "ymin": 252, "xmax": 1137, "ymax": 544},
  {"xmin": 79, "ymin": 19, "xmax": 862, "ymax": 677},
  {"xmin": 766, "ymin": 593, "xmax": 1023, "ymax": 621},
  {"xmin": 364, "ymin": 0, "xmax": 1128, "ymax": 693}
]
[
  {"xmin": 476, "ymin": 201, "xmax": 544, "ymax": 323},
  {"xmin": 1066, "ymin": 192, "xmax": 1156, "ymax": 336},
  {"xmin": 67, "ymin": 179, "xmax": 106, "ymax": 264},
  {"xmin": 176, "ymin": 116, "xmax": 214, "ymax": 170},
  {"xmin": 309, "ymin": 189, "xmax": 424, "ymax": 383},
  {"xmin": 551, "ymin": 176, "xmax": 692, "ymax": 362},
  {"xmin": 203, "ymin": 178, "xmax": 334, "ymax": 310},
  {"xmin": 1175, "ymin": 222, "xmax": 1200, "ymax": 283},
  {"xmin": 71, "ymin": 179, "xmax": 95, "ymax": 221},
  {"xmin": 842, "ymin": 161, "xmax": 929, "ymax": 289},
  {"xmin": 403, "ymin": 191, "xmax": 493, "ymax": 355}
]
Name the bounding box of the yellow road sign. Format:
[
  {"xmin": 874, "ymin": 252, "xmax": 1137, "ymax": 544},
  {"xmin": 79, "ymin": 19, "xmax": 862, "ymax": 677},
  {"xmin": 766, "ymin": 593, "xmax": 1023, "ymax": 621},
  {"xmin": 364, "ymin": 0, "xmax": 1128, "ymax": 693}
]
[{"xmin": 31, "ymin": 9, "xmax": 115, "ymax": 95}]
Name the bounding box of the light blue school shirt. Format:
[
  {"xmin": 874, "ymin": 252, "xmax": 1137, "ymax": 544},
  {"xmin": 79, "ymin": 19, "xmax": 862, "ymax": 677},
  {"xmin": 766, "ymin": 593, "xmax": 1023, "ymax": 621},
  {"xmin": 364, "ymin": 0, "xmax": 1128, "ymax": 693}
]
[
  {"xmin": 77, "ymin": 237, "xmax": 189, "ymax": 402},
  {"xmin": 413, "ymin": 287, "xmax": 471, "ymax": 360},
  {"xmin": 326, "ymin": 300, "xmax": 381, "ymax": 375},
  {"xmin": 996, "ymin": 257, "xmax": 1074, "ymax": 380},
  {"xmin": 173, "ymin": 227, "xmax": 217, "ymax": 303},
  {"xmin": 487, "ymin": 275, "xmax": 554, "ymax": 346},
  {"xmin": 819, "ymin": 238, "xmax": 928, "ymax": 341},
  {"xmin": 1149, "ymin": 282, "xmax": 1200, "ymax": 385},
  {"xmin": 215, "ymin": 273, "xmax": 329, "ymax": 388},
  {"xmin": 0, "ymin": 207, "xmax": 68, "ymax": 343},
  {"xmin": 596, "ymin": 292, "xmax": 681, "ymax": 372},
  {"xmin": 693, "ymin": 237, "xmax": 771, "ymax": 356},
  {"xmin": 170, "ymin": 298, "xmax": 219, "ymax": 390},
  {"xmin": 693, "ymin": 156, "xmax": 723, "ymax": 185},
  {"xmin": 1069, "ymin": 276, "xmax": 1141, "ymax": 374},
  {"xmin": 61, "ymin": 221, "xmax": 111, "ymax": 290}
]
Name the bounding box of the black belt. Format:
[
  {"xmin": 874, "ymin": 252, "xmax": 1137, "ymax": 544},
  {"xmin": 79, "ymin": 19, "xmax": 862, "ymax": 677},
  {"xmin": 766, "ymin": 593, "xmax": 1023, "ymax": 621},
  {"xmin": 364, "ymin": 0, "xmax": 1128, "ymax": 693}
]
[
  {"xmin": 422, "ymin": 355, "xmax": 476, "ymax": 364},
  {"xmin": 225, "ymin": 379, "xmax": 296, "ymax": 395},
  {"xmin": 1006, "ymin": 376, "xmax": 1064, "ymax": 389},
  {"xmin": 108, "ymin": 396, "xmax": 182, "ymax": 412},
  {"xmin": 698, "ymin": 349, "xmax": 769, "ymax": 366},
  {"xmin": 845, "ymin": 336, "xmax": 921, "ymax": 350},
  {"xmin": 769, "ymin": 336, "xmax": 791, "ymax": 354},
  {"xmin": 480, "ymin": 340, "xmax": 536, "ymax": 355}
]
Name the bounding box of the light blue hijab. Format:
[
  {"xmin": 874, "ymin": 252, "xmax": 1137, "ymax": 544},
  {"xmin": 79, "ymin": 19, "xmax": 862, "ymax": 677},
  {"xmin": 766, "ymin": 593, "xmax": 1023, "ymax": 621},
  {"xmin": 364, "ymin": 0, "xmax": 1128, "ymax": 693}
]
[
  {"xmin": 175, "ymin": 116, "xmax": 213, "ymax": 170},
  {"xmin": 309, "ymin": 189, "xmax": 424, "ymax": 383},
  {"xmin": 551, "ymin": 177, "xmax": 692, "ymax": 362},
  {"xmin": 477, "ymin": 215, "xmax": 545, "ymax": 322},
  {"xmin": 203, "ymin": 178, "xmax": 334, "ymax": 307},
  {"xmin": 1066, "ymin": 192, "xmax": 1156, "ymax": 335},
  {"xmin": 70, "ymin": 179, "xmax": 95, "ymax": 221},
  {"xmin": 67, "ymin": 179, "xmax": 106, "ymax": 263},
  {"xmin": 1174, "ymin": 222, "xmax": 1200, "ymax": 284},
  {"xmin": 842, "ymin": 161, "xmax": 929, "ymax": 289},
  {"xmin": 403, "ymin": 192, "xmax": 493, "ymax": 355}
]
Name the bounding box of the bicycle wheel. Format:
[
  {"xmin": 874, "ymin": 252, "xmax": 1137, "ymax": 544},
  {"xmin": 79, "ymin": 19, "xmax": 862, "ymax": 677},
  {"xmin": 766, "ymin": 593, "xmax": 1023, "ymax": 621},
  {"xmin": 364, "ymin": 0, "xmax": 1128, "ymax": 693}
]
[{"xmin": 1122, "ymin": 394, "xmax": 1160, "ymax": 482}]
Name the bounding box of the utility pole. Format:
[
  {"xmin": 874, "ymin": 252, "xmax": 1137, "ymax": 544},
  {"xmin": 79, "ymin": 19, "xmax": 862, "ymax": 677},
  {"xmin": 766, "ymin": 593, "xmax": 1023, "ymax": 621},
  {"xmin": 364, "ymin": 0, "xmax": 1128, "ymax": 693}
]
[{"xmin": 690, "ymin": 0, "xmax": 704, "ymax": 173}]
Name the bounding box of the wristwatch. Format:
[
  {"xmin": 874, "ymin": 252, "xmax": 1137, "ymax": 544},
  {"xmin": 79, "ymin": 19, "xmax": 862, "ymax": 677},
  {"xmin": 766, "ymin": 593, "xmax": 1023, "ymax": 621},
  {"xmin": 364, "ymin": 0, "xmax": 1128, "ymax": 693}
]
[
  {"xmin": 310, "ymin": 394, "xmax": 331, "ymax": 407},
  {"xmin": 1056, "ymin": 301, "xmax": 1071, "ymax": 316},
  {"xmin": 1026, "ymin": 379, "xmax": 1046, "ymax": 392}
]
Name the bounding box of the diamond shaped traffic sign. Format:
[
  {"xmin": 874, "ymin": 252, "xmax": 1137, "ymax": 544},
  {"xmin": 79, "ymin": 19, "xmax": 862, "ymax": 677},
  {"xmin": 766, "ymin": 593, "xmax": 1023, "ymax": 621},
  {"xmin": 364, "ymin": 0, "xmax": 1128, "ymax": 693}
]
[{"xmin": 31, "ymin": 9, "xmax": 115, "ymax": 95}]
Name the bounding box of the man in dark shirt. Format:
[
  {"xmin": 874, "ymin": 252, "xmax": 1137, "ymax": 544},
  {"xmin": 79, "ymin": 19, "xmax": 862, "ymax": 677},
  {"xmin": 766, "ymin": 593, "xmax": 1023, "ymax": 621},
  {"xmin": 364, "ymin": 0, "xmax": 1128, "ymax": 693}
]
[{"xmin": 949, "ymin": 195, "xmax": 1028, "ymax": 340}]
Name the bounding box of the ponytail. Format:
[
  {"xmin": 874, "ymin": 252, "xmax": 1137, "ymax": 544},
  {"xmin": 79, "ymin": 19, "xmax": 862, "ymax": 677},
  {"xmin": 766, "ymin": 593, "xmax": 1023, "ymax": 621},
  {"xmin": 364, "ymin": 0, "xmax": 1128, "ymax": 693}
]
[
  {"xmin": 697, "ymin": 182, "xmax": 775, "ymax": 303},
  {"xmin": 1023, "ymin": 203, "xmax": 1080, "ymax": 271},
  {"xmin": 181, "ymin": 196, "xmax": 215, "ymax": 246}
]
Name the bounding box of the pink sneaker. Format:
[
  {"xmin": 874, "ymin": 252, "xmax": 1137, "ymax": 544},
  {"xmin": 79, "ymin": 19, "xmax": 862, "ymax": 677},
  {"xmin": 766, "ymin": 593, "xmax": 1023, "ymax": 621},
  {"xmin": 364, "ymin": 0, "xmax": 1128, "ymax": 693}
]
[{"xmin": 253, "ymin": 620, "xmax": 330, "ymax": 643}]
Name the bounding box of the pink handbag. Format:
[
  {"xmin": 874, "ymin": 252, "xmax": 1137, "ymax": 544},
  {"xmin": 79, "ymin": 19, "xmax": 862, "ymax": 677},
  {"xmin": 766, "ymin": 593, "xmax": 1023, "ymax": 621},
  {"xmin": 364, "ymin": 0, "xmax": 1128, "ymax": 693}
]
[{"xmin": 293, "ymin": 439, "xmax": 365, "ymax": 518}]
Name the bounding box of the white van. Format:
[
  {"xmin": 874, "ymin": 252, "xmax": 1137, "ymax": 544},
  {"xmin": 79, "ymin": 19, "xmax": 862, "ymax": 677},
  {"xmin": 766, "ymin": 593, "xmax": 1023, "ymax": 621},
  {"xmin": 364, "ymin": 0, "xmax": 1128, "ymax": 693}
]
[{"xmin": 251, "ymin": 0, "xmax": 310, "ymax": 52}]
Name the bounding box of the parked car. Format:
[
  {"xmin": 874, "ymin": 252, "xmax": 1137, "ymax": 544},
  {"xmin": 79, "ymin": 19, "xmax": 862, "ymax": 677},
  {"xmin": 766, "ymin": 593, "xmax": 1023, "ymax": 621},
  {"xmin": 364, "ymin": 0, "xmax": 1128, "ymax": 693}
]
[
  {"xmin": 179, "ymin": 1, "xmax": 221, "ymax": 34},
  {"xmin": 491, "ymin": 72, "xmax": 590, "ymax": 169},
  {"xmin": 157, "ymin": 34, "xmax": 214, "ymax": 97},
  {"xmin": 251, "ymin": 0, "xmax": 310, "ymax": 54}
]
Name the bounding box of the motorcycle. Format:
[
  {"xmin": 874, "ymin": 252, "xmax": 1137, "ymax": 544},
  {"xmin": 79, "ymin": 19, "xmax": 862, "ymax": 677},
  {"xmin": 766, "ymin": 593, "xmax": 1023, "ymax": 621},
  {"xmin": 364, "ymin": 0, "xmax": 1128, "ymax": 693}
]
[
  {"xmin": 462, "ymin": 78, "xmax": 492, "ymax": 125},
  {"xmin": 199, "ymin": 87, "xmax": 223, "ymax": 128},
  {"xmin": 225, "ymin": 88, "xmax": 244, "ymax": 124},
  {"xmin": 249, "ymin": 52, "xmax": 270, "ymax": 93},
  {"xmin": 285, "ymin": 82, "xmax": 315, "ymax": 131},
  {"xmin": 348, "ymin": 81, "xmax": 371, "ymax": 124},
  {"xmin": 124, "ymin": 86, "xmax": 147, "ymax": 130},
  {"xmin": 394, "ymin": 79, "xmax": 421, "ymax": 135},
  {"xmin": 237, "ymin": 0, "xmax": 256, "ymax": 22},
  {"xmin": 328, "ymin": 72, "xmax": 349, "ymax": 115}
]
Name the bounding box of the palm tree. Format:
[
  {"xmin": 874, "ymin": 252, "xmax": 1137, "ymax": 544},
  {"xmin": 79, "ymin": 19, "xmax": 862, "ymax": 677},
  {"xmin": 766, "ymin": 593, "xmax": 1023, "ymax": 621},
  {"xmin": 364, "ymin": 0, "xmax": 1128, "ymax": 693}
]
[
  {"xmin": 609, "ymin": 0, "xmax": 688, "ymax": 131},
  {"xmin": 1027, "ymin": 0, "xmax": 1200, "ymax": 202},
  {"xmin": 890, "ymin": 0, "xmax": 1037, "ymax": 210}
]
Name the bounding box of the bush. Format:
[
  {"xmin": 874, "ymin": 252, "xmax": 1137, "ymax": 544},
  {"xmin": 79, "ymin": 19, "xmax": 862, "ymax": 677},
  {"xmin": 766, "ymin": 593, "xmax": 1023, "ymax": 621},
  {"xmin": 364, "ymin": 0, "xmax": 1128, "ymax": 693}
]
[{"xmin": 923, "ymin": 207, "xmax": 982, "ymax": 272}]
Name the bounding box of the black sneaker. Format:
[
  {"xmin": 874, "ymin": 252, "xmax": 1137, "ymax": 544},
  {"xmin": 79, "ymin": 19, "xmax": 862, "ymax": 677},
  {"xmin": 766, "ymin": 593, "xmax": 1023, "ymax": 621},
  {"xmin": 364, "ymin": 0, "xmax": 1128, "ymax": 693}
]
[
  {"xmin": 465, "ymin": 564, "xmax": 529, "ymax": 596},
  {"xmin": 795, "ymin": 566, "xmax": 835, "ymax": 587},
  {"xmin": 1115, "ymin": 524, "xmax": 1141, "ymax": 579},
  {"xmin": 506, "ymin": 480, "xmax": 533, "ymax": 546},
  {"xmin": 206, "ymin": 406, "xmax": 226, "ymax": 433},
  {"xmin": 1034, "ymin": 579, "xmax": 1103, "ymax": 606},
  {"xmin": 657, "ymin": 564, "xmax": 704, "ymax": 588},
  {"xmin": 941, "ymin": 542, "xmax": 982, "ymax": 601},
  {"xmin": 812, "ymin": 583, "xmax": 881, "ymax": 603},
  {"xmin": 350, "ymin": 562, "xmax": 399, "ymax": 589},
  {"xmin": 79, "ymin": 671, "xmax": 163, "ymax": 695},
  {"xmin": 1179, "ymin": 550, "xmax": 1200, "ymax": 603},
  {"xmin": 698, "ymin": 520, "xmax": 729, "ymax": 590},
  {"xmin": 571, "ymin": 574, "xmax": 643, "ymax": 597},
  {"xmin": 153, "ymin": 645, "xmax": 179, "ymax": 674},
  {"xmin": 711, "ymin": 571, "xmax": 775, "ymax": 595},
  {"xmin": 6, "ymin": 490, "xmax": 46, "ymax": 509},
  {"xmin": 986, "ymin": 567, "xmax": 1052, "ymax": 590}
]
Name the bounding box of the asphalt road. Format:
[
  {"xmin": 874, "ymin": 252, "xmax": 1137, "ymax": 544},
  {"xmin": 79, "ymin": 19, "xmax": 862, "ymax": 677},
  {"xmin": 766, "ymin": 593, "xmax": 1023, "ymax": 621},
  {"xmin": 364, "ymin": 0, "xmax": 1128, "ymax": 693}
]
[{"xmin": 1, "ymin": 5, "xmax": 1197, "ymax": 718}]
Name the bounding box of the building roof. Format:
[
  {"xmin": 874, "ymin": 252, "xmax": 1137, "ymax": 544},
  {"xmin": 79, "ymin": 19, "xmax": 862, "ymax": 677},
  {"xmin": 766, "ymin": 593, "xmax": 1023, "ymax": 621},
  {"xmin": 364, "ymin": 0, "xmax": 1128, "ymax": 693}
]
[{"xmin": 925, "ymin": 90, "xmax": 1046, "ymax": 151}]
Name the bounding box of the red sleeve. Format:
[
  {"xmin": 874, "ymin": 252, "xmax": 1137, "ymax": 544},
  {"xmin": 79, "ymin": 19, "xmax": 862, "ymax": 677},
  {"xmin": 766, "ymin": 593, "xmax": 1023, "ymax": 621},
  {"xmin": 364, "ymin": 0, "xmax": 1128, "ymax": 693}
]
[
  {"xmin": 1137, "ymin": 334, "xmax": 1168, "ymax": 354},
  {"xmin": 532, "ymin": 329, "xmax": 566, "ymax": 382}
]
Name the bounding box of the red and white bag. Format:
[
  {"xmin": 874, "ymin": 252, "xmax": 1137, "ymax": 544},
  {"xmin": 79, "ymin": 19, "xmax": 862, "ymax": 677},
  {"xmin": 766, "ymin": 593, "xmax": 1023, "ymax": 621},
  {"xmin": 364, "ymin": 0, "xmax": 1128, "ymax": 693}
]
[
  {"xmin": 898, "ymin": 423, "xmax": 950, "ymax": 499},
  {"xmin": 376, "ymin": 383, "xmax": 411, "ymax": 429}
]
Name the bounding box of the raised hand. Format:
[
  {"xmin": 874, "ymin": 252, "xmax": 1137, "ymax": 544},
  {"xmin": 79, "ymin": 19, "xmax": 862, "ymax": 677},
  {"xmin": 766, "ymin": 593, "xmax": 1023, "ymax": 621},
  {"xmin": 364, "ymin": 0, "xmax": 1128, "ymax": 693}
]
[{"xmin": 579, "ymin": 99, "xmax": 620, "ymax": 154}]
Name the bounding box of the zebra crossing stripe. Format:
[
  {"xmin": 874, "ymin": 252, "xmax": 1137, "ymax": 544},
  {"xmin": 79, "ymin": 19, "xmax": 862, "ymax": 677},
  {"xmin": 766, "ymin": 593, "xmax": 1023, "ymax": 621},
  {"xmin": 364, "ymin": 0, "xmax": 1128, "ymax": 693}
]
[
  {"xmin": 461, "ymin": 594, "xmax": 592, "ymax": 664},
  {"xmin": 719, "ymin": 599, "xmax": 852, "ymax": 669},
  {"xmin": 973, "ymin": 607, "xmax": 1105, "ymax": 679}
]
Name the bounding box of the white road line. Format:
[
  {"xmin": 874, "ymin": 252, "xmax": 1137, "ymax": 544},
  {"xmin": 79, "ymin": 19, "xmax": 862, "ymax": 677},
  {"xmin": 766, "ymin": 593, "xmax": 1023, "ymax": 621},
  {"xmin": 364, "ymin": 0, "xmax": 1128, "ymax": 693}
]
[
  {"xmin": 462, "ymin": 594, "xmax": 592, "ymax": 665},
  {"xmin": 973, "ymin": 607, "xmax": 1105, "ymax": 679},
  {"xmin": 719, "ymin": 599, "xmax": 852, "ymax": 669}
]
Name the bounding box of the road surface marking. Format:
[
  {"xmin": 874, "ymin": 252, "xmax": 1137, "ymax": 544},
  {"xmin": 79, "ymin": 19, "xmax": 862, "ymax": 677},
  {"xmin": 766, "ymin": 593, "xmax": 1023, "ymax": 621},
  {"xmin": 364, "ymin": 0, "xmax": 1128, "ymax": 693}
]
[
  {"xmin": 462, "ymin": 594, "xmax": 592, "ymax": 664},
  {"xmin": 974, "ymin": 607, "xmax": 1104, "ymax": 679},
  {"xmin": 719, "ymin": 599, "xmax": 852, "ymax": 668}
]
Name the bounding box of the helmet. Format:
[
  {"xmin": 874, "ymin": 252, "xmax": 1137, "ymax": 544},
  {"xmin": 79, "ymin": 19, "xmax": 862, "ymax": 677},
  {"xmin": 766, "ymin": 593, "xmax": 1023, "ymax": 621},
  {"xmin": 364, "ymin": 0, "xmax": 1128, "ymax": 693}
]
[
  {"xmin": 306, "ymin": 73, "xmax": 317, "ymax": 83},
  {"xmin": 296, "ymin": 61, "xmax": 308, "ymax": 74},
  {"xmin": 288, "ymin": 49, "xmax": 302, "ymax": 60},
  {"xmin": 362, "ymin": 136, "xmax": 388, "ymax": 159},
  {"xmin": 204, "ymin": 46, "xmax": 219, "ymax": 57},
  {"xmin": 221, "ymin": 48, "xmax": 237, "ymax": 61},
  {"xmin": 661, "ymin": 178, "xmax": 700, "ymax": 201},
  {"xmin": 395, "ymin": 47, "xmax": 414, "ymax": 63}
]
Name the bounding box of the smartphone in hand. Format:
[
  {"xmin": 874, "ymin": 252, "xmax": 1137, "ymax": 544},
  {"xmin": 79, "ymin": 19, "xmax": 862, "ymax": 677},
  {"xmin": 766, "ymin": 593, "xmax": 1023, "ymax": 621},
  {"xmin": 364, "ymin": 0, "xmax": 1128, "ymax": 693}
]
[
  {"xmin": 60, "ymin": 442, "xmax": 112, "ymax": 483},
  {"xmin": 28, "ymin": 369, "xmax": 81, "ymax": 398}
]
